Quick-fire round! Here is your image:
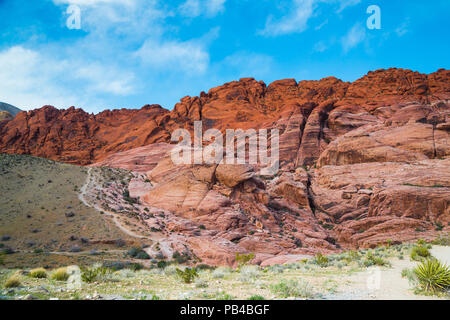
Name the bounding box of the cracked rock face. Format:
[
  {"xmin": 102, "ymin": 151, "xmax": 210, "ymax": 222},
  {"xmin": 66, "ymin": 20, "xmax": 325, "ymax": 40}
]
[{"xmin": 1, "ymin": 68, "xmax": 449, "ymax": 266}]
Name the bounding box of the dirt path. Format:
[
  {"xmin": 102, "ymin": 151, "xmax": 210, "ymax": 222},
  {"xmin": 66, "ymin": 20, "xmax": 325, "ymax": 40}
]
[
  {"xmin": 78, "ymin": 168, "xmax": 173, "ymax": 258},
  {"xmin": 326, "ymin": 246, "xmax": 450, "ymax": 300},
  {"xmin": 78, "ymin": 168, "xmax": 147, "ymax": 240}
]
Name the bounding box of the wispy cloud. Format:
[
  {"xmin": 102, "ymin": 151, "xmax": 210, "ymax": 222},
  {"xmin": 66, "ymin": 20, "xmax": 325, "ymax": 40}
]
[
  {"xmin": 341, "ymin": 22, "xmax": 366, "ymax": 53},
  {"xmin": 0, "ymin": 46, "xmax": 128, "ymax": 110},
  {"xmin": 259, "ymin": 0, "xmax": 362, "ymax": 37},
  {"xmin": 395, "ymin": 19, "xmax": 410, "ymax": 37},
  {"xmin": 336, "ymin": 0, "xmax": 360, "ymax": 13},
  {"xmin": 178, "ymin": 0, "xmax": 226, "ymax": 18},
  {"xmin": 134, "ymin": 39, "xmax": 210, "ymax": 74},
  {"xmin": 313, "ymin": 41, "xmax": 328, "ymax": 52},
  {"xmin": 259, "ymin": 0, "xmax": 317, "ymax": 36}
]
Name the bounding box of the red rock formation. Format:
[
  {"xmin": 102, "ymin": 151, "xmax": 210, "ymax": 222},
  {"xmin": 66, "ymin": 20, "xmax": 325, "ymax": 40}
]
[
  {"xmin": 1, "ymin": 68, "xmax": 449, "ymax": 264},
  {"xmin": 1, "ymin": 68, "xmax": 448, "ymax": 167}
]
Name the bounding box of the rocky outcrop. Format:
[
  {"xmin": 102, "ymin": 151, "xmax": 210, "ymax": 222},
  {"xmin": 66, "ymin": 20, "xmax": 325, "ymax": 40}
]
[
  {"xmin": 311, "ymin": 159, "xmax": 450, "ymax": 248},
  {"xmin": 1, "ymin": 69, "xmax": 449, "ymax": 168},
  {"xmin": 1, "ymin": 68, "xmax": 449, "ymax": 265}
]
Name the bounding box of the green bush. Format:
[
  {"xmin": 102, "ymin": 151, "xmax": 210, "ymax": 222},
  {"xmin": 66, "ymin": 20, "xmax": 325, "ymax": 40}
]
[
  {"xmin": 4, "ymin": 276, "xmax": 21, "ymax": 288},
  {"xmin": 173, "ymin": 251, "xmax": 190, "ymax": 264},
  {"xmin": 431, "ymin": 233, "xmax": 450, "ymax": 246},
  {"xmin": 270, "ymin": 279, "xmax": 315, "ymax": 299},
  {"xmin": 127, "ymin": 247, "xmax": 150, "ymax": 259},
  {"xmin": 235, "ymin": 253, "xmax": 255, "ymax": 269},
  {"xmin": 314, "ymin": 253, "xmax": 329, "ymax": 267},
  {"xmin": 29, "ymin": 268, "xmax": 47, "ymax": 279},
  {"xmin": 401, "ymin": 268, "xmax": 417, "ymax": 285},
  {"xmin": 414, "ymin": 259, "xmax": 450, "ymax": 293},
  {"xmin": 80, "ymin": 266, "xmax": 111, "ymax": 283},
  {"xmin": 410, "ymin": 246, "xmax": 431, "ymax": 261},
  {"xmin": 51, "ymin": 268, "xmax": 69, "ymax": 281},
  {"xmin": 176, "ymin": 267, "xmax": 198, "ymax": 284},
  {"xmin": 365, "ymin": 252, "xmax": 390, "ymax": 267}
]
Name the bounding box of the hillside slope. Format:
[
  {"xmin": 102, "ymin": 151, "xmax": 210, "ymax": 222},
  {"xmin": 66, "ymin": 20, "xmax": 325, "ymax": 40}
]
[{"xmin": 0, "ymin": 102, "xmax": 21, "ymax": 116}]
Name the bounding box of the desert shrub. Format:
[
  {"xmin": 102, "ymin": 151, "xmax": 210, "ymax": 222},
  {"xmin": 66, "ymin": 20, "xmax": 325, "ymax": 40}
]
[
  {"xmin": 435, "ymin": 222, "xmax": 444, "ymax": 231},
  {"xmin": 127, "ymin": 247, "xmax": 150, "ymax": 260},
  {"xmin": 267, "ymin": 264, "xmax": 285, "ymax": 274},
  {"xmin": 4, "ymin": 276, "xmax": 21, "ymax": 288},
  {"xmin": 176, "ymin": 267, "xmax": 198, "ymax": 284},
  {"xmin": 270, "ymin": 279, "xmax": 315, "ymax": 299},
  {"xmin": 0, "ymin": 253, "xmax": 4, "ymax": 265},
  {"xmin": 80, "ymin": 265, "xmax": 111, "ymax": 283},
  {"xmin": 413, "ymin": 259, "xmax": 450, "ymax": 293},
  {"xmin": 196, "ymin": 264, "xmax": 216, "ymax": 271},
  {"xmin": 212, "ymin": 267, "xmax": 231, "ymax": 279},
  {"xmin": 401, "ymin": 268, "xmax": 417, "ymax": 285},
  {"xmin": 51, "ymin": 268, "xmax": 69, "ymax": 281},
  {"xmin": 248, "ymin": 295, "xmax": 265, "ymax": 300},
  {"xmin": 164, "ymin": 264, "xmax": 179, "ymax": 276},
  {"xmin": 431, "ymin": 233, "xmax": 450, "ymax": 246},
  {"xmin": 157, "ymin": 261, "xmax": 168, "ymax": 269},
  {"xmin": 238, "ymin": 266, "xmax": 261, "ymax": 282},
  {"xmin": 29, "ymin": 268, "xmax": 47, "ymax": 279},
  {"xmin": 1, "ymin": 247, "xmax": 14, "ymax": 255},
  {"xmin": 314, "ymin": 253, "xmax": 329, "ymax": 267},
  {"xmin": 130, "ymin": 263, "xmax": 144, "ymax": 271},
  {"xmin": 135, "ymin": 251, "xmax": 150, "ymax": 260},
  {"xmin": 235, "ymin": 252, "xmax": 255, "ymax": 269},
  {"xmin": 410, "ymin": 246, "xmax": 431, "ymax": 261},
  {"xmin": 416, "ymin": 239, "xmax": 427, "ymax": 246},
  {"xmin": 364, "ymin": 252, "xmax": 390, "ymax": 267},
  {"xmin": 173, "ymin": 251, "xmax": 191, "ymax": 264}
]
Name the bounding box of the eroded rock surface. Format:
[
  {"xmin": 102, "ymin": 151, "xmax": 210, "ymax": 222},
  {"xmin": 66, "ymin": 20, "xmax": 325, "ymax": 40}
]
[{"xmin": 1, "ymin": 68, "xmax": 449, "ymax": 265}]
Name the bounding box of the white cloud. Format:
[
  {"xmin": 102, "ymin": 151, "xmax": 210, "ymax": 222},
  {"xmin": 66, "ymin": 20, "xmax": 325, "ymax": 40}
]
[
  {"xmin": 259, "ymin": 0, "xmax": 362, "ymax": 36},
  {"xmin": 134, "ymin": 39, "xmax": 210, "ymax": 74},
  {"xmin": 313, "ymin": 41, "xmax": 328, "ymax": 52},
  {"xmin": 260, "ymin": 0, "xmax": 316, "ymax": 36},
  {"xmin": 336, "ymin": 0, "xmax": 360, "ymax": 13},
  {"xmin": 179, "ymin": 0, "xmax": 226, "ymax": 18},
  {"xmin": 53, "ymin": 0, "xmax": 136, "ymax": 6},
  {"xmin": 206, "ymin": 0, "xmax": 226, "ymax": 16},
  {"xmin": 0, "ymin": 46, "xmax": 135, "ymax": 111},
  {"xmin": 396, "ymin": 19, "xmax": 410, "ymax": 37},
  {"xmin": 179, "ymin": 0, "xmax": 201, "ymax": 18},
  {"xmin": 341, "ymin": 23, "xmax": 366, "ymax": 53}
]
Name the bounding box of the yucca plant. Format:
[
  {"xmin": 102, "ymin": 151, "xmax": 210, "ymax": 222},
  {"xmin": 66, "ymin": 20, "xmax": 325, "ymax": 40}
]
[
  {"xmin": 176, "ymin": 267, "xmax": 198, "ymax": 284},
  {"xmin": 413, "ymin": 259, "xmax": 450, "ymax": 293}
]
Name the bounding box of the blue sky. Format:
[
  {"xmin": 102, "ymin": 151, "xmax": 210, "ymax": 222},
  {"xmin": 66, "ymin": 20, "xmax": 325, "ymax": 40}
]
[{"xmin": 0, "ymin": 0, "xmax": 449, "ymax": 113}]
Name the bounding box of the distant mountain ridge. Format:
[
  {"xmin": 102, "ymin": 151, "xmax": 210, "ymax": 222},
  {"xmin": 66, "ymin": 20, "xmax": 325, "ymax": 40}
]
[
  {"xmin": 0, "ymin": 102, "xmax": 21, "ymax": 116},
  {"xmin": 0, "ymin": 68, "xmax": 449, "ymax": 165}
]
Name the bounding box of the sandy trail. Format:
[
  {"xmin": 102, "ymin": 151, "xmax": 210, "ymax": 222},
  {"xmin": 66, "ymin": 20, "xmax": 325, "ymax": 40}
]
[
  {"xmin": 78, "ymin": 167, "xmax": 173, "ymax": 258},
  {"xmin": 78, "ymin": 168, "xmax": 146, "ymax": 240},
  {"xmin": 326, "ymin": 246, "xmax": 450, "ymax": 300}
]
